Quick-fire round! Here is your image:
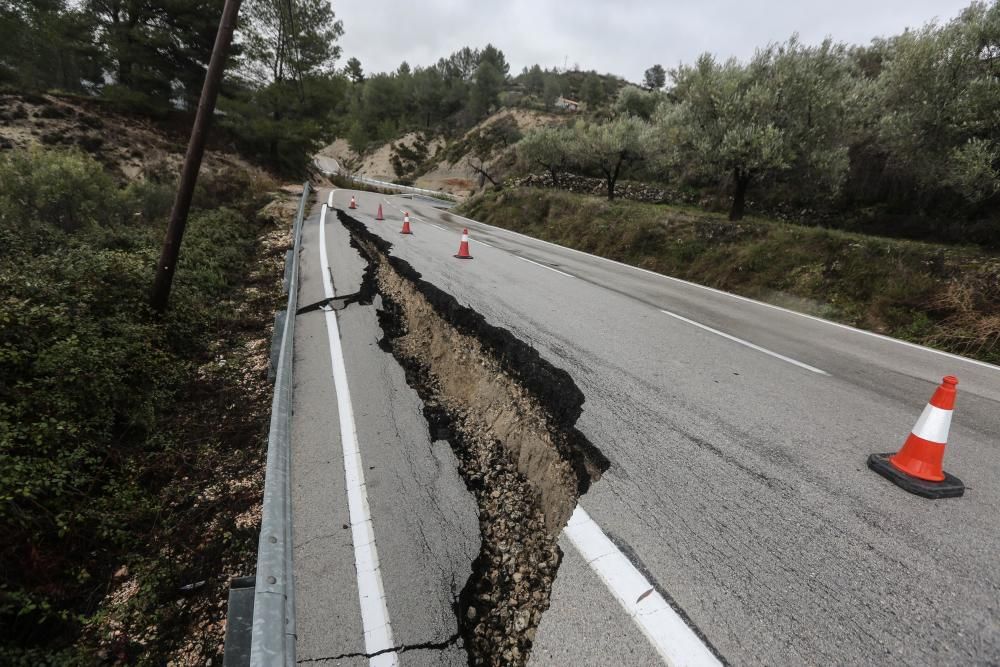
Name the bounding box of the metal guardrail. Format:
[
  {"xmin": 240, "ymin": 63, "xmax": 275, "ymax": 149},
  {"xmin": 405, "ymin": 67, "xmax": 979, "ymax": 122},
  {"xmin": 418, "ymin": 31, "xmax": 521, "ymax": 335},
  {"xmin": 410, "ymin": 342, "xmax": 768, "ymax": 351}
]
[
  {"xmin": 312, "ymin": 157, "xmax": 455, "ymax": 206},
  {"xmin": 246, "ymin": 182, "xmax": 310, "ymax": 667},
  {"xmin": 347, "ymin": 173, "xmax": 451, "ymax": 199}
]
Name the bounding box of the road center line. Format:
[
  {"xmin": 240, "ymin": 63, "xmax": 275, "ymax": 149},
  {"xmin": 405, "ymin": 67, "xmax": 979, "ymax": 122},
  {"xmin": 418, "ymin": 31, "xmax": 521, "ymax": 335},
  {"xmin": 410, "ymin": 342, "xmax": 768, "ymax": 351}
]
[
  {"xmin": 319, "ymin": 202, "xmax": 399, "ymax": 667},
  {"xmin": 517, "ymin": 255, "xmax": 575, "ymax": 278},
  {"xmin": 565, "ymin": 506, "xmax": 722, "ymax": 666},
  {"xmin": 660, "ymin": 308, "xmax": 829, "ymax": 375}
]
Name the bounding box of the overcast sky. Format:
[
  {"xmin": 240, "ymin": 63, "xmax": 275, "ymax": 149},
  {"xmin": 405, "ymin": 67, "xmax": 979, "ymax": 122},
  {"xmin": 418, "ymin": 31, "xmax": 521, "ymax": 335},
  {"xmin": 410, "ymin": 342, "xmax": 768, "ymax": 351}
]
[{"xmin": 333, "ymin": 0, "xmax": 972, "ymax": 81}]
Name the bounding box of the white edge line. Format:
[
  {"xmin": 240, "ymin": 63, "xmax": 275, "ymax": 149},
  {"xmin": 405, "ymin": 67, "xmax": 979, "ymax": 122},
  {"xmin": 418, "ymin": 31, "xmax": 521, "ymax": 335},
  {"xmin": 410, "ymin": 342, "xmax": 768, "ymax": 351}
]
[
  {"xmin": 517, "ymin": 255, "xmax": 575, "ymax": 278},
  {"xmin": 319, "ymin": 203, "xmax": 399, "ymax": 665},
  {"xmin": 661, "ymin": 308, "xmax": 829, "ymax": 375},
  {"xmin": 565, "ymin": 506, "xmax": 722, "ymax": 667},
  {"xmin": 433, "ymin": 208, "xmax": 1000, "ymax": 373}
]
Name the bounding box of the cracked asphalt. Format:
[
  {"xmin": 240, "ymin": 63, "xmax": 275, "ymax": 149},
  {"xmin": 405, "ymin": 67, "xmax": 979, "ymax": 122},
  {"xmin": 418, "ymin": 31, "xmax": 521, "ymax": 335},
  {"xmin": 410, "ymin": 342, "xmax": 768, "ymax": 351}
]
[
  {"xmin": 290, "ymin": 199, "xmax": 476, "ymax": 665},
  {"xmin": 287, "ymin": 188, "xmax": 1000, "ymax": 665}
]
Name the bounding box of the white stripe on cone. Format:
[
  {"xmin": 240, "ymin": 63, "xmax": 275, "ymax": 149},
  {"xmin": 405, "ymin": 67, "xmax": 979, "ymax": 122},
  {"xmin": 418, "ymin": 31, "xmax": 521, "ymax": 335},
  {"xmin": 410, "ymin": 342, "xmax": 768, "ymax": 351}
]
[{"xmin": 911, "ymin": 404, "xmax": 953, "ymax": 444}]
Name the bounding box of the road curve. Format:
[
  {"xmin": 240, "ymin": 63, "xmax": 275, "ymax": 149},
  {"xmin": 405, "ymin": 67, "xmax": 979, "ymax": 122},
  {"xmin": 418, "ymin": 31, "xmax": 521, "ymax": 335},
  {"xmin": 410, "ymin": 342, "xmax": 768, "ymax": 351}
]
[{"xmin": 295, "ymin": 187, "xmax": 1000, "ymax": 666}]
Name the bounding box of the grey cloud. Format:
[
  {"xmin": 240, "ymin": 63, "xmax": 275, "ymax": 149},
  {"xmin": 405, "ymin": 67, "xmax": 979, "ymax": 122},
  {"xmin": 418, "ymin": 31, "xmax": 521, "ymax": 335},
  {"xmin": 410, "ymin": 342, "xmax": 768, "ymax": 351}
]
[{"xmin": 332, "ymin": 0, "xmax": 972, "ymax": 81}]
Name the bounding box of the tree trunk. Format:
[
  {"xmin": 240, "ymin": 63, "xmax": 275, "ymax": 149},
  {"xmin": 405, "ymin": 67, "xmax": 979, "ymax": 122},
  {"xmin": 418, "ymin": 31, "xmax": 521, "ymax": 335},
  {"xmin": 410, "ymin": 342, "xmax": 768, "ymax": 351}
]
[
  {"xmin": 730, "ymin": 170, "xmax": 750, "ymax": 221},
  {"xmin": 606, "ymin": 156, "xmax": 625, "ymax": 201},
  {"xmin": 269, "ymin": 106, "xmax": 282, "ymax": 164},
  {"xmin": 469, "ymin": 159, "xmax": 498, "ymax": 189}
]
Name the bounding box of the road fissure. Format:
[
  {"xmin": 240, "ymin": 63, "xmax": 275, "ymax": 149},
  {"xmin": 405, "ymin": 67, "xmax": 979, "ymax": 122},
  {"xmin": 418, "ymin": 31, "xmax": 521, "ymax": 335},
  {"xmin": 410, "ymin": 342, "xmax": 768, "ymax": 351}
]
[{"xmin": 338, "ymin": 209, "xmax": 608, "ymax": 666}]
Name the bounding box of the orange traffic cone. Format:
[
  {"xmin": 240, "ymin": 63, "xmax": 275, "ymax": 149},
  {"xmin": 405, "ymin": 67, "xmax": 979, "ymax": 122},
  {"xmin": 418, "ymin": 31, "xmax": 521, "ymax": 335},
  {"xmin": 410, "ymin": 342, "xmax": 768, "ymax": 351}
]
[
  {"xmin": 400, "ymin": 212, "xmax": 412, "ymax": 235},
  {"xmin": 454, "ymin": 228, "xmax": 473, "ymax": 259},
  {"xmin": 349, "ymin": 195, "xmax": 357, "ymax": 209},
  {"xmin": 376, "ymin": 204, "xmax": 384, "ymax": 221},
  {"xmin": 868, "ymin": 376, "xmax": 965, "ymax": 498}
]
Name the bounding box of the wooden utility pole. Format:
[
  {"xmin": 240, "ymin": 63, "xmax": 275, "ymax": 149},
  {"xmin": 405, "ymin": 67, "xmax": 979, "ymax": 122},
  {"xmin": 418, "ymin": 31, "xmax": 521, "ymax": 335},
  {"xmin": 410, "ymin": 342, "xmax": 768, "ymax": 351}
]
[{"xmin": 151, "ymin": 0, "xmax": 243, "ymax": 313}]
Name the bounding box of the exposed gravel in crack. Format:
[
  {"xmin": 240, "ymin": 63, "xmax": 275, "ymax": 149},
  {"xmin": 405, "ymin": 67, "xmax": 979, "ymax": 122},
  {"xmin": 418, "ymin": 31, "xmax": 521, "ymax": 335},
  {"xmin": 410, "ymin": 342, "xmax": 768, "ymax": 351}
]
[{"xmin": 337, "ymin": 209, "xmax": 608, "ymax": 666}]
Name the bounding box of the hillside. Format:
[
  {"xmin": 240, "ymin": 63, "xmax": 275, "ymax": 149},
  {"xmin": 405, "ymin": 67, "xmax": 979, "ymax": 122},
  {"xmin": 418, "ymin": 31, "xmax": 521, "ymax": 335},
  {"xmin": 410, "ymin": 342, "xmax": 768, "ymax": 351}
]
[
  {"xmin": 323, "ymin": 107, "xmax": 566, "ymax": 199},
  {"xmin": 412, "ymin": 108, "xmax": 564, "ymax": 197},
  {"xmin": 0, "ymin": 92, "xmax": 266, "ymax": 183},
  {"xmin": 0, "ymin": 93, "xmax": 293, "ymax": 664}
]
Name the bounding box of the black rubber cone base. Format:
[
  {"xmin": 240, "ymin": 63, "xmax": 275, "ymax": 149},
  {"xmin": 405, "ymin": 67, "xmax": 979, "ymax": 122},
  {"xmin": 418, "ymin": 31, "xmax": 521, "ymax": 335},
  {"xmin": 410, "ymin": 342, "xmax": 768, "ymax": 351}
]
[
  {"xmin": 454, "ymin": 255, "xmax": 472, "ymax": 259},
  {"xmin": 867, "ymin": 453, "xmax": 965, "ymax": 499}
]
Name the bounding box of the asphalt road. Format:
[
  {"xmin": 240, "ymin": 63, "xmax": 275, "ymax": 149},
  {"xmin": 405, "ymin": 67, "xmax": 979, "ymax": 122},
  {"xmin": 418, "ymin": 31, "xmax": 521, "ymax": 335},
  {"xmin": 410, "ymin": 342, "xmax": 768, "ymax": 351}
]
[
  {"xmin": 294, "ymin": 188, "xmax": 1000, "ymax": 665},
  {"xmin": 290, "ymin": 199, "xmax": 477, "ymax": 665}
]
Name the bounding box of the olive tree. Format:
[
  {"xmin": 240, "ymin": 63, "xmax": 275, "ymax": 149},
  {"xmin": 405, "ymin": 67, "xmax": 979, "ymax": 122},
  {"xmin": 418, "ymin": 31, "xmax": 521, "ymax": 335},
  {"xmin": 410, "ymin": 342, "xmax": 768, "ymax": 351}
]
[
  {"xmin": 517, "ymin": 126, "xmax": 574, "ymax": 186},
  {"xmin": 876, "ymin": 2, "xmax": 1000, "ymax": 205},
  {"xmin": 573, "ymin": 115, "xmax": 653, "ymax": 200},
  {"xmin": 613, "ymin": 85, "xmax": 661, "ymax": 120},
  {"xmin": 643, "ymin": 64, "xmax": 666, "ymax": 90},
  {"xmin": 659, "ymin": 38, "xmax": 857, "ymax": 220}
]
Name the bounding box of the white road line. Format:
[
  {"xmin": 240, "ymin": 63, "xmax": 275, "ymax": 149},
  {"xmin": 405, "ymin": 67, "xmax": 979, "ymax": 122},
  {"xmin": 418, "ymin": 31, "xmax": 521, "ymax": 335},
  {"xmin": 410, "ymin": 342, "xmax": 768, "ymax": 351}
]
[
  {"xmin": 661, "ymin": 308, "xmax": 829, "ymax": 375},
  {"xmin": 565, "ymin": 506, "xmax": 722, "ymax": 667},
  {"xmin": 475, "ymin": 240, "xmax": 494, "ymax": 248},
  {"xmin": 433, "ymin": 208, "xmax": 1000, "ymax": 373},
  {"xmin": 319, "ymin": 203, "xmax": 399, "ymax": 667},
  {"xmin": 517, "ymin": 255, "xmax": 575, "ymax": 278}
]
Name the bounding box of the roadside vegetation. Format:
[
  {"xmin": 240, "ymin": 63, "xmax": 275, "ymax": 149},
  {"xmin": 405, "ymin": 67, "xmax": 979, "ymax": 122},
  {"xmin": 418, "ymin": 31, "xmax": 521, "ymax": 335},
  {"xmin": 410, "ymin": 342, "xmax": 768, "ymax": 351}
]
[
  {"xmin": 2, "ymin": 0, "xmax": 323, "ymax": 662},
  {"xmin": 512, "ymin": 3, "xmax": 1000, "ymax": 244},
  {"xmin": 327, "ymin": 2, "xmax": 1000, "ymax": 251},
  {"xmin": 463, "ymin": 188, "xmax": 1000, "ymax": 365},
  {"xmin": 0, "ymin": 145, "xmax": 292, "ymax": 662}
]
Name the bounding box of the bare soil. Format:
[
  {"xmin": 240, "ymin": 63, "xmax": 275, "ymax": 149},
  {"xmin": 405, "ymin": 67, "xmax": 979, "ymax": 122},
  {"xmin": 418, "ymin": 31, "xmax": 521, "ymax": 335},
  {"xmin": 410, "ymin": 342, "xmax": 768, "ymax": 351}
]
[
  {"xmin": 0, "ymin": 92, "xmax": 269, "ymax": 185},
  {"xmin": 414, "ymin": 109, "xmax": 564, "ymax": 200}
]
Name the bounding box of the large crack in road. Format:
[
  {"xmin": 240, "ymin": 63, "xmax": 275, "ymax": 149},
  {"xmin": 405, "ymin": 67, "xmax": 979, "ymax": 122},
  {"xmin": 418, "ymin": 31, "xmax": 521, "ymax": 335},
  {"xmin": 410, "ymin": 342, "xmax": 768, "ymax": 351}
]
[{"xmin": 337, "ymin": 210, "xmax": 609, "ymax": 666}]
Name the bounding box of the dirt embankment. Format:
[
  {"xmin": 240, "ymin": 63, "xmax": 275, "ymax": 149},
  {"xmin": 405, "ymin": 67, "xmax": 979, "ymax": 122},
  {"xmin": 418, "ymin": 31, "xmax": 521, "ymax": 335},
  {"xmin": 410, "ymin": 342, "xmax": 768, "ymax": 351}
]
[
  {"xmin": 319, "ymin": 133, "xmax": 447, "ymax": 183},
  {"xmin": 319, "ymin": 108, "xmax": 564, "ymax": 201},
  {"xmin": 414, "ymin": 109, "xmax": 564, "ymax": 200},
  {"xmin": 0, "ymin": 92, "xmax": 268, "ymax": 184},
  {"xmin": 339, "ymin": 210, "xmax": 607, "ymax": 666}
]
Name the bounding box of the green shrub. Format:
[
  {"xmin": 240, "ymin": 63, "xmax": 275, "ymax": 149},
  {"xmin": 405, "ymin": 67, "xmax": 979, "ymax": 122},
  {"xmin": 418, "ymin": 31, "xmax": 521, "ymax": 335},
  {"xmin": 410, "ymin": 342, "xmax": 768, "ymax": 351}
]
[
  {"xmin": 0, "ymin": 146, "xmax": 266, "ymax": 658},
  {"xmin": 0, "ymin": 147, "xmax": 125, "ymax": 238}
]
